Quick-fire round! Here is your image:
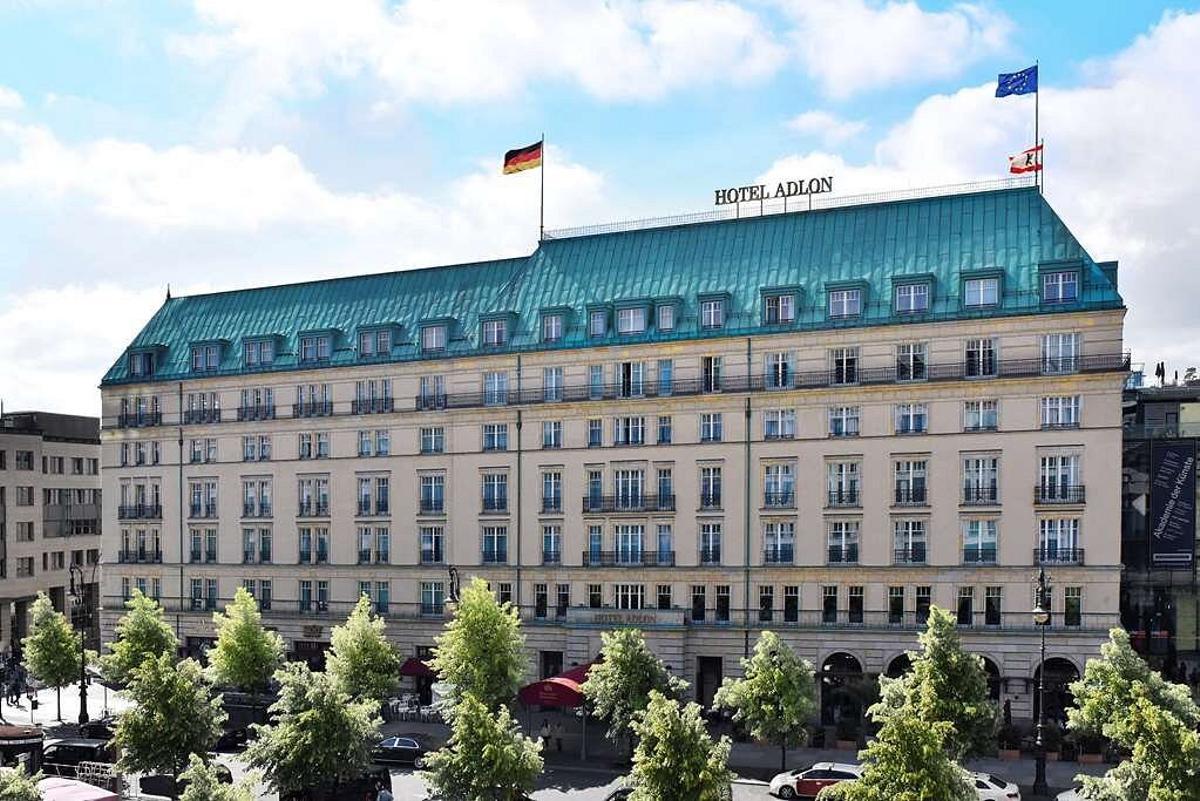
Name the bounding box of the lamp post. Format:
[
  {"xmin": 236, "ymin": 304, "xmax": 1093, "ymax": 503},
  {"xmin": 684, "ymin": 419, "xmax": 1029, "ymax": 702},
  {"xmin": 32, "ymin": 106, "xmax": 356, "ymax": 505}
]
[
  {"xmin": 68, "ymin": 562, "xmax": 96, "ymax": 725},
  {"xmin": 1032, "ymin": 567, "xmax": 1051, "ymax": 797}
]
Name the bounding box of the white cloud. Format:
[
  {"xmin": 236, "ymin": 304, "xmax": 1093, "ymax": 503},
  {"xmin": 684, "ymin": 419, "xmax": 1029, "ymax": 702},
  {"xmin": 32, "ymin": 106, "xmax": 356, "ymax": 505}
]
[
  {"xmin": 0, "ymin": 85, "xmax": 23, "ymax": 110},
  {"xmin": 777, "ymin": 0, "xmax": 1013, "ymax": 98},
  {"xmin": 786, "ymin": 110, "xmax": 868, "ymax": 145},
  {"xmin": 760, "ymin": 9, "xmax": 1200, "ymax": 373}
]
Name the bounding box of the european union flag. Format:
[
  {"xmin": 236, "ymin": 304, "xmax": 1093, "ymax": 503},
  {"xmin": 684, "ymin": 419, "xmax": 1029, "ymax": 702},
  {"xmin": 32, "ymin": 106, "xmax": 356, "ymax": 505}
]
[{"xmin": 996, "ymin": 65, "xmax": 1038, "ymax": 97}]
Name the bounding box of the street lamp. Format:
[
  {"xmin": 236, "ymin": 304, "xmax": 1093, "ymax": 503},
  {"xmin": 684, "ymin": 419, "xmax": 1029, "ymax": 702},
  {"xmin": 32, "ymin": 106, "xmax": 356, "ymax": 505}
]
[
  {"xmin": 1031, "ymin": 567, "xmax": 1051, "ymax": 797},
  {"xmin": 68, "ymin": 561, "xmax": 98, "ymax": 725}
]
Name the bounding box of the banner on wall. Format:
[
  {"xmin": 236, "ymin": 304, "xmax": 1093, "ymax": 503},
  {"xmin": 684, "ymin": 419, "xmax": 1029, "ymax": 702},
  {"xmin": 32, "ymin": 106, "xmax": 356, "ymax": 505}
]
[{"xmin": 1150, "ymin": 440, "xmax": 1197, "ymax": 568}]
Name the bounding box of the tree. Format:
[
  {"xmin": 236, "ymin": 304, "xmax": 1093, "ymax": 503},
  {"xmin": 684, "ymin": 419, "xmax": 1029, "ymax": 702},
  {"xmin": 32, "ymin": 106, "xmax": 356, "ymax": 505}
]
[
  {"xmin": 713, "ymin": 630, "xmax": 816, "ymax": 773},
  {"xmin": 179, "ymin": 754, "xmax": 256, "ymax": 801},
  {"xmin": 629, "ymin": 691, "xmax": 732, "ymax": 801},
  {"xmin": 873, "ymin": 606, "xmax": 997, "ymax": 759},
  {"xmin": 422, "ymin": 692, "xmax": 543, "ymax": 801},
  {"xmin": 1068, "ymin": 628, "xmax": 1200, "ymax": 800},
  {"xmin": 0, "ymin": 766, "xmax": 43, "ymax": 801},
  {"xmin": 430, "ymin": 577, "xmax": 526, "ymax": 710},
  {"xmin": 246, "ymin": 662, "xmax": 380, "ymax": 798},
  {"xmin": 22, "ymin": 592, "xmax": 83, "ymax": 721},
  {"xmin": 326, "ymin": 595, "xmax": 402, "ymax": 701},
  {"xmin": 102, "ymin": 589, "xmax": 178, "ymax": 686},
  {"xmin": 816, "ymin": 708, "xmax": 973, "ymax": 801},
  {"xmin": 207, "ymin": 587, "xmax": 284, "ymax": 695},
  {"xmin": 114, "ymin": 654, "xmax": 226, "ymax": 788},
  {"xmin": 582, "ymin": 628, "xmax": 688, "ymax": 752}
]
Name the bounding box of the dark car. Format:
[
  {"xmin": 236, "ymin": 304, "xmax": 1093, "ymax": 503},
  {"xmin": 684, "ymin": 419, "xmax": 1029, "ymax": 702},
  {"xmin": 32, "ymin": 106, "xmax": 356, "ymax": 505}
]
[
  {"xmin": 371, "ymin": 734, "xmax": 428, "ymax": 766},
  {"xmin": 78, "ymin": 718, "xmax": 117, "ymax": 741},
  {"xmin": 140, "ymin": 763, "xmax": 233, "ymax": 797},
  {"xmin": 41, "ymin": 739, "xmax": 114, "ymax": 777},
  {"xmin": 282, "ymin": 766, "xmax": 392, "ymax": 801},
  {"xmin": 603, "ymin": 788, "xmax": 633, "ymax": 801},
  {"xmin": 213, "ymin": 726, "xmax": 250, "ymax": 752}
]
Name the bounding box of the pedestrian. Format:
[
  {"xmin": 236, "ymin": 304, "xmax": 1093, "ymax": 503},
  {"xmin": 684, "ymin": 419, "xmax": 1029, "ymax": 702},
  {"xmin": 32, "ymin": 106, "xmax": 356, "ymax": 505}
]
[
  {"xmin": 553, "ymin": 720, "xmax": 563, "ymax": 753},
  {"xmin": 539, "ymin": 718, "xmax": 550, "ymax": 748},
  {"xmin": 375, "ymin": 781, "xmax": 393, "ymax": 801}
]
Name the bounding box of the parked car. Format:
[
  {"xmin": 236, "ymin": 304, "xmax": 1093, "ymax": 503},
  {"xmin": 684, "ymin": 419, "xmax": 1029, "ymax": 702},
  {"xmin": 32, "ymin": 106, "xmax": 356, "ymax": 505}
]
[
  {"xmin": 971, "ymin": 772, "xmax": 1021, "ymax": 800},
  {"xmin": 78, "ymin": 718, "xmax": 117, "ymax": 742},
  {"xmin": 602, "ymin": 788, "xmax": 632, "ymax": 801},
  {"xmin": 371, "ymin": 734, "xmax": 429, "ymax": 766},
  {"xmin": 41, "ymin": 739, "xmax": 114, "ymax": 777},
  {"xmin": 282, "ymin": 766, "xmax": 392, "ymax": 801},
  {"xmin": 1056, "ymin": 789, "xmax": 1081, "ymax": 801},
  {"xmin": 140, "ymin": 763, "xmax": 233, "ymax": 797},
  {"xmin": 769, "ymin": 762, "xmax": 863, "ymax": 799}
]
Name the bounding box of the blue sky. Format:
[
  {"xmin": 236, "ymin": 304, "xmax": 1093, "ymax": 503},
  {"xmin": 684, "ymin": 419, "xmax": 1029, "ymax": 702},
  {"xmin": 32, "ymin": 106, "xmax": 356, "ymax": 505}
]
[{"xmin": 0, "ymin": 0, "xmax": 1197, "ymax": 413}]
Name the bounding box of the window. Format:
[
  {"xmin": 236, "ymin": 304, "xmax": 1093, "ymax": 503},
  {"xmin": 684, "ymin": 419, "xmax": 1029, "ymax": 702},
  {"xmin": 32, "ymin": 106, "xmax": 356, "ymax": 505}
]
[
  {"xmin": 588, "ymin": 584, "xmax": 603, "ymax": 609},
  {"xmin": 358, "ymin": 329, "xmax": 392, "ymax": 357},
  {"xmin": 542, "ymin": 314, "xmax": 563, "ymax": 342},
  {"xmin": 895, "ymin": 403, "xmax": 928, "ymax": 434},
  {"xmin": 482, "ymin": 318, "xmax": 507, "ymax": 347},
  {"xmin": 894, "ymin": 520, "xmax": 927, "ymax": 563},
  {"xmin": 495, "ymin": 583, "xmax": 513, "ymax": 606},
  {"xmin": 617, "ymin": 307, "xmax": 646, "ymax": 334},
  {"xmin": 916, "ymin": 586, "xmax": 932, "ymax": 623},
  {"xmin": 829, "ymin": 406, "xmax": 860, "ymax": 437},
  {"xmin": 764, "ymin": 294, "xmax": 795, "ymax": 324},
  {"xmin": 420, "ymin": 426, "xmax": 445, "ymax": 454},
  {"xmin": 764, "ymin": 521, "xmax": 795, "ymax": 563},
  {"xmin": 827, "ymin": 461, "xmax": 860, "ymax": 506},
  {"xmin": 542, "ymin": 420, "xmax": 563, "ymax": 449},
  {"xmin": 657, "ymin": 584, "xmax": 672, "ymax": 611},
  {"xmin": 700, "ymin": 466, "xmax": 722, "ymax": 508},
  {"xmin": 614, "ymin": 469, "xmax": 645, "ymax": 509},
  {"xmin": 691, "ymin": 585, "xmax": 706, "ymax": 622},
  {"xmin": 894, "ymin": 460, "xmax": 927, "ymax": 505},
  {"xmin": 421, "ymin": 582, "xmax": 445, "ymax": 614},
  {"xmin": 541, "ymin": 472, "xmax": 562, "ymax": 513},
  {"xmin": 542, "ymin": 525, "xmax": 561, "ymax": 564},
  {"xmin": 965, "ymin": 338, "xmax": 997, "ymax": 377},
  {"xmin": 190, "ymin": 343, "xmax": 220, "ymax": 372},
  {"xmin": 962, "ymin": 456, "xmax": 999, "ymax": 503},
  {"xmin": 543, "ymin": 367, "xmax": 564, "ymax": 402},
  {"xmin": 702, "ymin": 356, "xmax": 722, "ymax": 392},
  {"xmin": 614, "ymin": 416, "xmax": 646, "ymax": 446},
  {"xmin": 963, "ymin": 519, "xmax": 998, "ymax": 563},
  {"xmin": 657, "ymin": 359, "xmax": 674, "ymax": 396},
  {"xmin": 418, "ymin": 375, "xmax": 445, "ymax": 410},
  {"xmin": 700, "ymin": 523, "xmax": 722, "ymax": 564},
  {"xmin": 657, "ymin": 416, "xmax": 672, "ymax": 444},
  {"xmin": 482, "ymin": 474, "xmax": 508, "ymax": 512},
  {"xmin": 619, "ymin": 361, "xmax": 645, "ymax": 397},
  {"xmin": 588, "ymin": 310, "xmax": 607, "ymax": 337},
  {"xmin": 957, "ymin": 587, "xmax": 975, "ymax": 625},
  {"xmin": 822, "ymin": 586, "xmax": 838, "ymax": 623},
  {"xmin": 1041, "ymin": 396, "xmax": 1081, "ymax": 428},
  {"xmin": 765, "ymin": 351, "xmax": 793, "ymax": 389},
  {"xmin": 1064, "ymin": 587, "xmax": 1082, "ymax": 627},
  {"xmin": 848, "ymin": 586, "xmax": 864, "ymax": 624},
  {"xmin": 700, "ymin": 413, "xmax": 723, "ymax": 442},
  {"xmin": 888, "ymin": 587, "xmax": 905, "ymax": 625},
  {"xmin": 895, "ymin": 283, "xmax": 929, "ymax": 314},
  {"xmin": 830, "ymin": 347, "xmax": 858, "ymax": 385},
  {"xmin": 1043, "ymin": 270, "xmax": 1079, "ymax": 304},
  {"xmin": 828, "ymin": 520, "xmax": 859, "ymax": 564},
  {"xmin": 985, "ymin": 586, "xmax": 1002, "ymax": 626},
  {"xmin": 716, "ymin": 585, "xmax": 730, "ymax": 622},
  {"xmin": 615, "ymin": 524, "xmax": 645, "ymax": 564},
  {"xmin": 1041, "ymin": 333, "xmax": 1080, "ymax": 374},
  {"xmin": 587, "ymin": 419, "xmax": 602, "ymax": 447},
  {"xmin": 484, "ymin": 371, "xmax": 509, "ymax": 405},
  {"xmin": 828, "ymin": 288, "xmax": 861, "ymax": 318},
  {"xmin": 656, "ymin": 522, "xmax": 673, "ymax": 560},
  {"xmin": 964, "ymin": 400, "xmax": 998, "ymax": 431},
  {"xmin": 763, "ymin": 409, "xmax": 796, "ymax": 440},
  {"xmin": 556, "ymin": 584, "xmax": 570, "ymax": 617},
  {"xmin": 964, "ymin": 277, "xmax": 999, "ymax": 307},
  {"xmin": 483, "ymin": 423, "xmax": 509, "ymax": 451},
  {"xmin": 1039, "ymin": 454, "xmax": 1081, "ymax": 501},
  {"xmin": 615, "ymin": 584, "xmax": 645, "ymax": 610},
  {"xmin": 784, "ymin": 586, "xmax": 799, "ymax": 622},
  {"xmin": 420, "ymin": 526, "xmax": 444, "ymax": 563},
  {"xmin": 482, "ymin": 526, "xmax": 508, "ymax": 563},
  {"xmin": 299, "ymin": 334, "xmax": 331, "ymax": 363},
  {"xmin": 759, "ymin": 586, "xmax": 775, "ymax": 622},
  {"xmin": 421, "ymin": 324, "xmax": 446, "ymax": 352},
  {"xmin": 763, "ymin": 463, "xmax": 794, "ymax": 507},
  {"xmin": 1039, "ymin": 518, "xmax": 1081, "ymax": 562},
  {"xmin": 896, "ymin": 342, "xmax": 927, "ymax": 381},
  {"xmin": 657, "ymin": 304, "xmax": 675, "ymax": 331},
  {"xmin": 700, "ymin": 299, "xmax": 724, "ymax": 329},
  {"xmin": 129, "ymin": 351, "xmax": 156, "ymax": 376}
]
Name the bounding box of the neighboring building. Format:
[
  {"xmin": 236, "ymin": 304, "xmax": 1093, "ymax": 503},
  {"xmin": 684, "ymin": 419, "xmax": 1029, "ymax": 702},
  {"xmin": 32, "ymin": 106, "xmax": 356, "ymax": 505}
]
[
  {"xmin": 1122, "ymin": 384, "xmax": 1200, "ymax": 677},
  {"xmin": 99, "ymin": 183, "xmax": 1128, "ymax": 721},
  {"xmin": 0, "ymin": 411, "xmax": 102, "ymax": 653}
]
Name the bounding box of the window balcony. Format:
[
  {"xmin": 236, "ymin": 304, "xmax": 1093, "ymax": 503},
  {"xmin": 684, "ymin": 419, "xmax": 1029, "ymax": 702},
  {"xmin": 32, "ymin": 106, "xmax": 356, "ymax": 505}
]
[
  {"xmin": 117, "ymin": 549, "xmax": 162, "ymax": 564},
  {"xmin": 292, "ymin": 401, "xmax": 333, "ymax": 418},
  {"xmin": 481, "ymin": 497, "xmax": 508, "ymax": 514},
  {"xmin": 542, "ymin": 551, "xmax": 561, "ymax": 565},
  {"xmin": 357, "ymin": 501, "xmax": 389, "ymax": 517},
  {"xmin": 763, "ymin": 545, "xmax": 794, "ymax": 565},
  {"xmin": 963, "ymin": 546, "xmax": 998, "ymax": 565},
  {"xmin": 118, "ymin": 411, "xmax": 162, "ymax": 428},
  {"xmin": 242, "ymin": 502, "xmax": 272, "ymax": 518},
  {"xmin": 763, "ymin": 491, "xmax": 795, "ymax": 509},
  {"xmin": 1035, "ymin": 547, "xmax": 1084, "ymax": 565},
  {"xmin": 297, "ymin": 501, "xmax": 330, "ymax": 517},
  {"xmin": 416, "ymin": 394, "xmax": 447, "ymax": 411},
  {"xmin": 352, "ymin": 397, "xmax": 395, "ymax": 414},
  {"xmin": 827, "ymin": 545, "xmax": 859, "ymax": 565},
  {"xmin": 183, "ymin": 408, "xmax": 222, "ymax": 425},
  {"xmin": 893, "ymin": 487, "xmax": 927, "ymax": 506},
  {"xmin": 189, "ymin": 503, "xmax": 219, "ymax": 519},
  {"xmin": 419, "ymin": 498, "xmax": 445, "ymax": 515},
  {"xmin": 827, "ymin": 489, "xmax": 860, "ymax": 508},
  {"xmin": 118, "ymin": 503, "xmax": 162, "ymax": 520},
  {"xmin": 582, "ymin": 494, "xmax": 675, "ymax": 514},
  {"xmin": 582, "ymin": 550, "xmax": 675, "ymax": 567},
  {"xmin": 699, "ymin": 546, "xmax": 721, "ymax": 565},
  {"xmin": 893, "ymin": 546, "xmax": 927, "ymax": 565},
  {"xmin": 541, "ymin": 498, "xmax": 563, "ymax": 515},
  {"xmin": 481, "ymin": 548, "xmax": 508, "ymax": 564},
  {"xmin": 962, "ymin": 486, "xmax": 999, "ymax": 505},
  {"xmin": 420, "ymin": 549, "xmax": 444, "ymax": 565},
  {"xmin": 236, "ymin": 405, "xmax": 276, "ymax": 422},
  {"xmin": 699, "ymin": 493, "xmax": 722, "ymax": 511},
  {"xmin": 1034, "ymin": 484, "xmax": 1086, "ymax": 505}
]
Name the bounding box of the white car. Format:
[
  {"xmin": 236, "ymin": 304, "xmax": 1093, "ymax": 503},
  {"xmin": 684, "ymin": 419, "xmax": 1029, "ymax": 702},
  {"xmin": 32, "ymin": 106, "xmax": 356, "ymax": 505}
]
[
  {"xmin": 1056, "ymin": 789, "xmax": 1081, "ymax": 801},
  {"xmin": 768, "ymin": 762, "xmax": 863, "ymax": 799},
  {"xmin": 971, "ymin": 772, "xmax": 1020, "ymax": 800}
]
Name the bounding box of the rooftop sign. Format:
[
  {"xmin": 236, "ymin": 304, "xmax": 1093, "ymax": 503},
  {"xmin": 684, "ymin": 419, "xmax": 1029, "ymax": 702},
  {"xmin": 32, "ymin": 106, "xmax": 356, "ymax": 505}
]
[{"xmin": 715, "ymin": 177, "xmax": 833, "ymax": 206}]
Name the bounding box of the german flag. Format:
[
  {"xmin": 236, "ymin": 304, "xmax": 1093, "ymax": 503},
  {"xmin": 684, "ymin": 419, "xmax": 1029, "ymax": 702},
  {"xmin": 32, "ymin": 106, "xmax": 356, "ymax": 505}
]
[{"xmin": 503, "ymin": 140, "xmax": 543, "ymax": 174}]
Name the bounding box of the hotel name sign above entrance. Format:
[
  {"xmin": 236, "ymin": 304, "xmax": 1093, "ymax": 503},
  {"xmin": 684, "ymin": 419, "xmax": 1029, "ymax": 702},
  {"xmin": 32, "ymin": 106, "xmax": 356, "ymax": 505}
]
[{"xmin": 714, "ymin": 176, "xmax": 834, "ymax": 206}]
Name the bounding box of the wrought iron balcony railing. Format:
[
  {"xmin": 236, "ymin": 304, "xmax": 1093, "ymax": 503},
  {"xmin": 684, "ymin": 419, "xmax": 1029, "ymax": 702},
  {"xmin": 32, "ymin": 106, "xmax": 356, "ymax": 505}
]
[
  {"xmin": 1034, "ymin": 484, "xmax": 1086, "ymax": 504},
  {"xmin": 582, "ymin": 494, "xmax": 676, "ymax": 513},
  {"xmin": 582, "ymin": 550, "xmax": 675, "ymax": 567}
]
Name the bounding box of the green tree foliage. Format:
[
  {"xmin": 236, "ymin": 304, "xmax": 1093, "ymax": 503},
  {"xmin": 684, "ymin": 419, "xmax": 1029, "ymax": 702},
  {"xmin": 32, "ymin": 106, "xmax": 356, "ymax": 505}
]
[
  {"xmin": 21, "ymin": 592, "xmax": 83, "ymax": 720},
  {"xmin": 583, "ymin": 628, "xmax": 688, "ymax": 749},
  {"xmin": 102, "ymin": 589, "xmax": 178, "ymax": 686},
  {"xmin": 816, "ymin": 708, "xmax": 974, "ymax": 801},
  {"xmin": 115, "ymin": 654, "xmax": 226, "ymax": 782},
  {"xmin": 207, "ymin": 587, "xmax": 284, "ymax": 694},
  {"xmin": 246, "ymin": 662, "xmax": 381, "ymax": 797},
  {"xmin": 629, "ymin": 691, "xmax": 732, "ymax": 801},
  {"xmin": 1068, "ymin": 628, "xmax": 1200, "ymax": 801},
  {"xmin": 422, "ymin": 692, "xmax": 543, "ymax": 801},
  {"xmin": 430, "ymin": 577, "xmax": 526, "ymax": 710},
  {"xmin": 0, "ymin": 767, "xmax": 43, "ymax": 801},
  {"xmin": 178, "ymin": 754, "xmax": 256, "ymax": 801},
  {"xmin": 872, "ymin": 606, "xmax": 997, "ymax": 759},
  {"xmin": 713, "ymin": 631, "xmax": 817, "ymax": 773},
  {"xmin": 326, "ymin": 594, "xmax": 402, "ymax": 701}
]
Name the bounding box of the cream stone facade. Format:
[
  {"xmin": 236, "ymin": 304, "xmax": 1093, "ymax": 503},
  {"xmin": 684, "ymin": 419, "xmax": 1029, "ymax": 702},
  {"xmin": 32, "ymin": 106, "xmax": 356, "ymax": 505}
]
[{"xmin": 98, "ymin": 185, "xmax": 1128, "ymax": 721}]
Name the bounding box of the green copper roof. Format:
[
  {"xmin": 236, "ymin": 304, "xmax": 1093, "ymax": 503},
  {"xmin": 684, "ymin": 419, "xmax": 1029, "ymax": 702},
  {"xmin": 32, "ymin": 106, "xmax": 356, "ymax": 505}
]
[{"xmin": 102, "ymin": 185, "xmax": 1123, "ymax": 386}]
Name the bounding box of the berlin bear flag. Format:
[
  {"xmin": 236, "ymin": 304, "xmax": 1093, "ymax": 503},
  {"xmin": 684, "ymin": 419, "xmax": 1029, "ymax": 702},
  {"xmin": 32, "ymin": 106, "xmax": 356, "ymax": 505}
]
[{"xmin": 1008, "ymin": 144, "xmax": 1043, "ymax": 174}]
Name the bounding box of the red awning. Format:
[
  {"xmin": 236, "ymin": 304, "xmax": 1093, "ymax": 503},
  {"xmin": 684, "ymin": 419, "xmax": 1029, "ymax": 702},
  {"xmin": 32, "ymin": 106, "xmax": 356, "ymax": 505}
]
[
  {"xmin": 517, "ymin": 662, "xmax": 594, "ymax": 709},
  {"xmin": 38, "ymin": 778, "xmax": 119, "ymax": 801},
  {"xmin": 399, "ymin": 657, "xmax": 435, "ymax": 678}
]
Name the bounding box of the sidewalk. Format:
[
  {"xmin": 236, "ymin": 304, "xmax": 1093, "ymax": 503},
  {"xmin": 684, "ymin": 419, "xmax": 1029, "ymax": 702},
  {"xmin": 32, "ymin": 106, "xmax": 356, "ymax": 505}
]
[{"xmin": 0, "ymin": 680, "xmax": 128, "ymax": 734}]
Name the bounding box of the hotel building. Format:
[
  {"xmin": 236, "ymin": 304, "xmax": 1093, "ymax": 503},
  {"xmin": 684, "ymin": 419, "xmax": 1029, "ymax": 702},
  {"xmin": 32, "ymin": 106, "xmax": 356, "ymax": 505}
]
[{"xmin": 99, "ymin": 183, "xmax": 1128, "ymax": 720}]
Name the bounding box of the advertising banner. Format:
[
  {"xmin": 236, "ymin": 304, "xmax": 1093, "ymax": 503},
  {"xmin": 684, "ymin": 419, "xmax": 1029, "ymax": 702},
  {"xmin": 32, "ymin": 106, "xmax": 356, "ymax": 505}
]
[{"xmin": 1150, "ymin": 440, "xmax": 1197, "ymax": 568}]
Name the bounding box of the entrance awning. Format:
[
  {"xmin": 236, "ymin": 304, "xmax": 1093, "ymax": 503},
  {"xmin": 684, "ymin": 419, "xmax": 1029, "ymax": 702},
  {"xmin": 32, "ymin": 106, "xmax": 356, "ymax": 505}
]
[
  {"xmin": 399, "ymin": 657, "xmax": 435, "ymax": 678},
  {"xmin": 38, "ymin": 777, "xmax": 119, "ymax": 801},
  {"xmin": 517, "ymin": 662, "xmax": 594, "ymax": 708}
]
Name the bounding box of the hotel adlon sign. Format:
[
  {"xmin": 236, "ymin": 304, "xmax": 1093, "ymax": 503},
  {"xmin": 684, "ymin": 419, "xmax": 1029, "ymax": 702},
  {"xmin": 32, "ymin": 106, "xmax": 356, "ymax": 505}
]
[{"xmin": 714, "ymin": 176, "xmax": 834, "ymax": 206}]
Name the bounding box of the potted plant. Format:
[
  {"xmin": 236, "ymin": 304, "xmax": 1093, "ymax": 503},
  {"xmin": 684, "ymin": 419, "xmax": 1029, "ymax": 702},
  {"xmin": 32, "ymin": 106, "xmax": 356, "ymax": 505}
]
[
  {"xmin": 1077, "ymin": 731, "xmax": 1106, "ymax": 764},
  {"xmin": 998, "ymin": 723, "xmax": 1022, "ymax": 760},
  {"xmin": 835, "ymin": 717, "xmax": 860, "ymax": 750},
  {"xmin": 1040, "ymin": 722, "xmax": 1063, "ymax": 761}
]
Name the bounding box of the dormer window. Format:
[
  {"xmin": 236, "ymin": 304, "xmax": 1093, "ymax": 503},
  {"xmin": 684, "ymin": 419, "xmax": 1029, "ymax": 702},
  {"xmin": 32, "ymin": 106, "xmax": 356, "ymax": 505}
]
[
  {"xmin": 828, "ymin": 289, "xmax": 861, "ymax": 319},
  {"xmin": 299, "ymin": 334, "xmax": 331, "ymax": 363},
  {"xmin": 542, "ymin": 314, "xmax": 563, "ymax": 342},
  {"xmin": 129, "ymin": 351, "xmax": 156, "ymax": 377},
  {"xmin": 895, "ymin": 283, "xmax": 930, "ymax": 314},
  {"xmin": 764, "ymin": 294, "xmax": 795, "ymax": 325},
  {"xmin": 244, "ymin": 340, "xmax": 275, "ymax": 367},
  {"xmin": 657, "ymin": 304, "xmax": 676, "ymax": 331},
  {"xmin": 1043, "ymin": 270, "xmax": 1079, "ymax": 304},
  {"xmin": 358, "ymin": 329, "xmax": 392, "ymax": 358},
  {"xmin": 588, "ymin": 310, "xmax": 607, "ymax": 337},
  {"xmin": 964, "ymin": 277, "xmax": 999, "ymax": 307},
  {"xmin": 617, "ymin": 307, "xmax": 646, "ymax": 335},
  {"xmin": 482, "ymin": 319, "xmax": 508, "ymax": 347},
  {"xmin": 700, "ymin": 299, "xmax": 724, "ymax": 329},
  {"xmin": 191, "ymin": 344, "xmax": 221, "ymax": 373},
  {"xmin": 421, "ymin": 324, "xmax": 447, "ymax": 353}
]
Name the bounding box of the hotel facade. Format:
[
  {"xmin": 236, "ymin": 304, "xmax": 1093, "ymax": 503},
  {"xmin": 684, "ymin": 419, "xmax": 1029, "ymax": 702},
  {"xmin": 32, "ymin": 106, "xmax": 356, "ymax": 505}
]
[{"xmin": 99, "ymin": 184, "xmax": 1128, "ymax": 721}]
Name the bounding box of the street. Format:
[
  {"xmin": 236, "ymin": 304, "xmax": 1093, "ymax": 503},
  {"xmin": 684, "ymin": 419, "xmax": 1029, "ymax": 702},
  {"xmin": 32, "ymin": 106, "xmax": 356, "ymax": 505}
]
[{"xmin": 384, "ymin": 766, "xmax": 772, "ymax": 800}]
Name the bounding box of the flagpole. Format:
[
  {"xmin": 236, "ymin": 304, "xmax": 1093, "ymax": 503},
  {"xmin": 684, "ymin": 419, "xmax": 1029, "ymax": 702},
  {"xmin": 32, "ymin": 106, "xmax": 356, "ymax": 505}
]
[
  {"xmin": 539, "ymin": 132, "xmax": 545, "ymax": 242},
  {"xmin": 1035, "ymin": 59, "xmax": 1040, "ymax": 193}
]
